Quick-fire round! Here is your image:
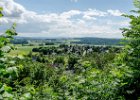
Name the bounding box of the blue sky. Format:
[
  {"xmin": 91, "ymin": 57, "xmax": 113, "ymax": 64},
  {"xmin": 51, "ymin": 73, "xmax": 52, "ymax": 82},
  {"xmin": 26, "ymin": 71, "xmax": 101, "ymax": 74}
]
[
  {"xmin": 0, "ymin": 0, "xmax": 135, "ymax": 38},
  {"xmin": 15, "ymin": 0, "xmax": 134, "ymax": 13}
]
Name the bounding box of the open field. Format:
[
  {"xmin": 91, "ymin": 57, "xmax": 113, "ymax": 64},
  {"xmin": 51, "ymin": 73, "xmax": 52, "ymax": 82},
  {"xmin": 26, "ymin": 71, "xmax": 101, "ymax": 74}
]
[
  {"xmin": 9, "ymin": 44, "xmax": 59, "ymax": 56},
  {"xmin": 9, "ymin": 45, "xmax": 36, "ymax": 56}
]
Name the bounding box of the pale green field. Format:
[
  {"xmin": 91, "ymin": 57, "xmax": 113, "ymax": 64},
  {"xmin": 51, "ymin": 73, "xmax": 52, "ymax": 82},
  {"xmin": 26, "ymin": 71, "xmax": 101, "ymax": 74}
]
[
  {"xmin": 9, "ymin": 44, "xmax": 59, "ymax": 56},
  {"xmin": 9, "ymin": 46, "xmax": 35, "ymax": 56}
]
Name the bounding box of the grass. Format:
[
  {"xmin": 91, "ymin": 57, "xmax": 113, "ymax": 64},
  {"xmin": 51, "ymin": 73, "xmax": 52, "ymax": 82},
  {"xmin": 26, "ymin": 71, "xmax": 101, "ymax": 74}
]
[
  {"xmin": 8, "ymin": 44, "xmax": 59, "ymax": 56},
  {"xmin": 9, "ymin": 45, "xmax": 36, "ymax": 56}
]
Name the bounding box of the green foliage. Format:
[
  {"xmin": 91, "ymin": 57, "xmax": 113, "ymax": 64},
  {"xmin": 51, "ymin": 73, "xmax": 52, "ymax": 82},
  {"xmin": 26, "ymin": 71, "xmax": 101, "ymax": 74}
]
[
  {"xmin": 116, "ymin": 0, "xmax": 140, "ymax": 99},
  {"xmin": 53, "ymin": 56, "xmax": 65, "ymax": 65},
  {"xmin": 0, "ymin": 27, "xmax": 17, "ymax": 98},
  {"xmin": 0, "ymin": 7, "xmax": 22, "ymax": 99},
  {"xmin": 0, "ymin": 7, "xmax": 3, "ymax": 18},
  {"xmin": 134, "ymin": 0, "xmax": 140, "ymax": 9}
]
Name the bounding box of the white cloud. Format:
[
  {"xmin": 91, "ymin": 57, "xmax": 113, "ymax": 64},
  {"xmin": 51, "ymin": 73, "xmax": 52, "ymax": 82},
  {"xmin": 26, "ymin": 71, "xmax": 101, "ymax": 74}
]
[
  {"xmin": 60, "ymin": 10, "xmax": 81, "ymax": 19},
  {"xmin": 0, "ymin": 0, "xmax": 26, "ymax": 17},
  {"xmin": 0, "ymin": 0, "xmax": 127, "ymax": 38},
  {"xmin": 83, "ymin": 9, "xmax": 107, "ymax": 20},
  {"xmin": 107, "ymin": 20, "xmax": 129, "ymax": 26},
  {"xmin": 107, "ymin": 9, "xmax": 124, "ymax": 16}
]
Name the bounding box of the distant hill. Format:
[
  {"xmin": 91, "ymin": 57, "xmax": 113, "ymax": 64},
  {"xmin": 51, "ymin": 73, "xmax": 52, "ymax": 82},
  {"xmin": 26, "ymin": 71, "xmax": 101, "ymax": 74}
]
[
  {"xmin": 72, "ymin": 37, "xmax": 124, "ymax": 45},
  {"xmin": 13, "ymin": 37, "xmax": 124, "ymax": 46}
]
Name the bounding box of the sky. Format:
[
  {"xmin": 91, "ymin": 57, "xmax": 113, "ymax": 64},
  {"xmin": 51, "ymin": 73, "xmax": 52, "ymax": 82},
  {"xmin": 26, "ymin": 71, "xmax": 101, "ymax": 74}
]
[{"xmin": 0, "ymin": 0, "xmax": 135, "ymax": 38}]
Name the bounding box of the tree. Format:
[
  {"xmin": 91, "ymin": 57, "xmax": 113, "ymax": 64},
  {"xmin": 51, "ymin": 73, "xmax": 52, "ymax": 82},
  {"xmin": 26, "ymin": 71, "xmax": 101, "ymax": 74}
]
[
  {"xmin": 0, "ymin": 7, "xmax": 18, "ymax": 99},
  {"xmin": 118, "ymin": 0, "xmax": 140, "ymax": 99}
]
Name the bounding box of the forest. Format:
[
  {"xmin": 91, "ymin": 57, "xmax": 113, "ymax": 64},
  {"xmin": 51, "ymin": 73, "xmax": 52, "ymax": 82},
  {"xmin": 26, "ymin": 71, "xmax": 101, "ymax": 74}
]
[{"xmin": 0, "ymin": 0, "xmax": 140, "ymax": 100}]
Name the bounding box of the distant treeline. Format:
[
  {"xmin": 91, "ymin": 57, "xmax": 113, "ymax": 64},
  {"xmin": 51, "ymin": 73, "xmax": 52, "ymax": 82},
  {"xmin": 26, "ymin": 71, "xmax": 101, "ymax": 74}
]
[
  {"xmin": 11, "ymin": 39, "xmax": 28, "ymax": 44},
  {"xmin": 11, "ymin": 37, "xmax": 126, "ymax": 45},
  {"xmin": 72, "ymin": 38, "xmax": 125, "ymax": 45}
]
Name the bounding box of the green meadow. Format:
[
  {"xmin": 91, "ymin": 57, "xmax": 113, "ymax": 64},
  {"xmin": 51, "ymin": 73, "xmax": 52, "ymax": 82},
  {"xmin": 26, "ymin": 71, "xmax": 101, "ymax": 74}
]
[{"xmin": 9, "ymin": 45, "xmax": 36, "ymax": 56}]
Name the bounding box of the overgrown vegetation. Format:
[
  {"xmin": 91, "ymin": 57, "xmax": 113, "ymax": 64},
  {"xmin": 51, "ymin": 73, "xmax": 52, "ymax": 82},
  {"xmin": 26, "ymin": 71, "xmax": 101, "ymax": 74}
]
[{"xmin": 0, "ymin": 0, "xmax": 140, "ymax": 99}]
